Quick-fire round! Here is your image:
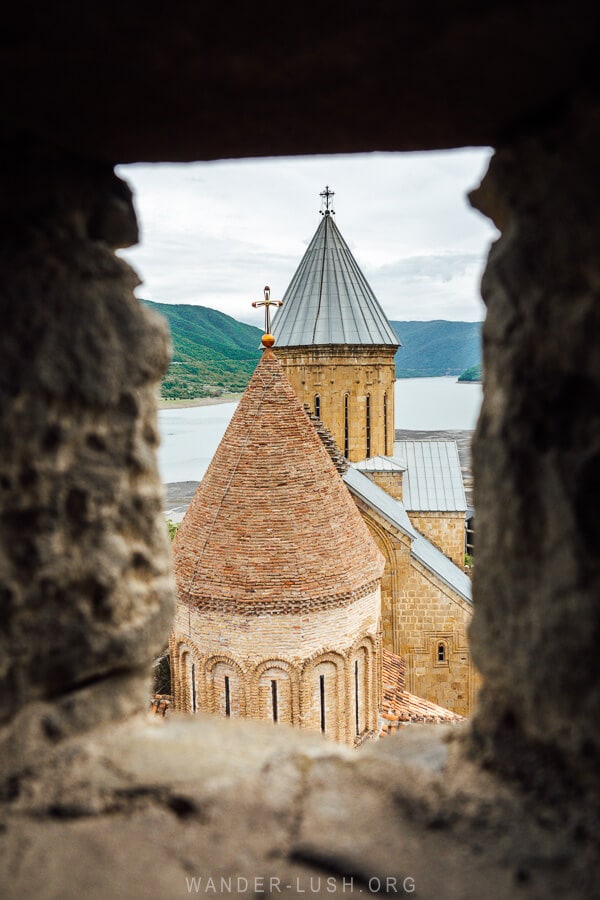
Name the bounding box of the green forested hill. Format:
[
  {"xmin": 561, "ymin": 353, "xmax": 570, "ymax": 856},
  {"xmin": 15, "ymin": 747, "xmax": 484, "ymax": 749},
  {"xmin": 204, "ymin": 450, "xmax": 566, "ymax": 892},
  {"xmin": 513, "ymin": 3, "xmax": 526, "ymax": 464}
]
[
  {"xmin": 458, "ymin": 362, "xmax": 482, "ymax": 382},
  {"xmin": 391, "ymin": 320, "xmax": 482, "ymax": 378},
  {"xmin": 142, "ymin": 299, "xmax": 262, "ymax": 399},
  {"xmin": 145, "ymin": 301, "xmax": 483, "ymax": 398}
]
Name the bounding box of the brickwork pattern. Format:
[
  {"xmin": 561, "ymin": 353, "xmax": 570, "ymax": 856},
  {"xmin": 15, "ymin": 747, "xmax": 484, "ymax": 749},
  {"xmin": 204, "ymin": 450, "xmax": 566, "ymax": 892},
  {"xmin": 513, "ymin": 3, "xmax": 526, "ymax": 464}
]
[
  {"xmin": 170, "ymin": 588, "xmax": 381, "ymax": 745},
  {"xmin": 274, "ymin": 345, "xmax": 397, "ymax": 461},
  {"xmin": 173, "ymin": 350, "xmax": 384, "ymax": 605}
]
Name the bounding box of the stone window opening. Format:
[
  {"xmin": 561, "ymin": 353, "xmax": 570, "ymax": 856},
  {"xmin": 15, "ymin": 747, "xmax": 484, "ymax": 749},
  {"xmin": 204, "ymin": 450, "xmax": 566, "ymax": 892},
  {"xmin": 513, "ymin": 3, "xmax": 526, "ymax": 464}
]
[
  {"xmin": 366, "ymin": 393, "xmax": 371, "ymax": 458},
  {"xmin": 383, "ymin": 391, "xmax": 388, "ymax": 452},
  {"xmin": 344, "ymin": 394, "xmax": 349, "ymax": 458},
  {"xmin": 191, "ymin": 661, "xmax": 197, "ymax": 713},
  {"xmin": 271, "ymin": 679, "xmax": 278, "ymax": 723},
  {"xmin": 314, "ymin": 393, "xmax": 321, "ymax": 419},
  {"xmin": 435, "ymin": 640, "xmax": 449, "ymax": 666},
  {"xmin": 319, "ymin": 673, "xmax": 326, "ymax": 733},
  {"xmin": 224, "ymin": 675, "xmax": 231, "ymax": 717},
  {"xmin": 354, "ymin": 659, "xmax": 360, "ymax": 737}
]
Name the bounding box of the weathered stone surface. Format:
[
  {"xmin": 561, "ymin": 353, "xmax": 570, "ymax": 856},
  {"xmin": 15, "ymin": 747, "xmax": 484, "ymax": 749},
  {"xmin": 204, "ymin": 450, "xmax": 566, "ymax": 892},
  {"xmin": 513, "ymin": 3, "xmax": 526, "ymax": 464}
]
[
  {"xmin": 2, "ymin": 4, "xmax": 600, "ymax": 161},
  {"xmin": 0, "ymin": 67, "xmax": 599, "ymax": 896},
  {"xmin": 0, "ymin": 713, "xmax": 597, "ymax": 898},
  {"xmin": 468, "ymin": 106, "xmax": 600, "ymax": 806},
  {"xmin": 0, "ymin": 142, "xmax": 175, "ymax": 726}
]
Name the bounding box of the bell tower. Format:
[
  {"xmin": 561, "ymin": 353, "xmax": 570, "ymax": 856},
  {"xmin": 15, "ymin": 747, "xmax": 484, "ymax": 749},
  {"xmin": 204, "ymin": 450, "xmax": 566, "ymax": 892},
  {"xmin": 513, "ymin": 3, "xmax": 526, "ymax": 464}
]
[{"xmin": 272, "ymin": 188, "xmax": 399, "ymax": 461}]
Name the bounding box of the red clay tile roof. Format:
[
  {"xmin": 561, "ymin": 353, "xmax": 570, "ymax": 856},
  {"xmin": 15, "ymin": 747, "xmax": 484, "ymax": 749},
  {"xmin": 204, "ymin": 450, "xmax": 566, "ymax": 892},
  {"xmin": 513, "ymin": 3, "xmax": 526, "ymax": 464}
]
[
  {"xmin": 382, "ymin": 649, "xmax": 464, "ymax": 727},
  {"xmin": 173, "ymin": 349, "xmax": 385, "ymax": 606}
]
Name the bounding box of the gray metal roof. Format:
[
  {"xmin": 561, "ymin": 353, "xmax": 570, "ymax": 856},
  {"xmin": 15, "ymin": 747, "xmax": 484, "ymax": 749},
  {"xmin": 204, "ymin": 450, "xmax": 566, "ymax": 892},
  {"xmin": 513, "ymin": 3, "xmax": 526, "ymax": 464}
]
[
  {"xmin": 343, "ymin": 467, "xmax": 472, "ymax": 603},
  {"xmin": 393, "ymin": 441, "xmax": 467, "ymax": 512},
  {"xmin": 271, "ymin": 213, "xmax": 400, "ymax": 348},
  {"xmin": 354, "ymin": 455, "xmax": 407, "ymax": 473}
]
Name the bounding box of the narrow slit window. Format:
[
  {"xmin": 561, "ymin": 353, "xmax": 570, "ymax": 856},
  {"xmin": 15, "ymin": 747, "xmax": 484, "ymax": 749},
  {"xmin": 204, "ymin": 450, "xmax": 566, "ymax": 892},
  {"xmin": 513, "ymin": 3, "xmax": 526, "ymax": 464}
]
[
  {"xmin": 271, "ymin": 679, "xmax": 278, "ymax": 723},
  {"xmin": 224, "ymin": 675, "xmax": 231, "ymax": 717},
  {"xmin": 314, "ymin": 394, "xmax": 321, "ymax": 419},
  {"xmin": 344, "ymin": 395, "xmax": 349, "ymax": 458},
  {"xmin": 354, "ymin": 659, "xmax": 360, "ymax": 736},
  {"xmin": 366, "ymin": 393, "xmax": 371, "ymax": 458},
  {"xmin": 437, "ymin": 642, "xmax": 446, "ymax": 663},
  {"xmin": 319, "ymin": 674, "xmax": 326, "ymax": 733},
  {"xmin": 383, "ymin": 392, "xmax": 388, "ymax": 452},
  {"xmin": 191, "ymin": 662, "xmax": 197, "ymax": 713}
]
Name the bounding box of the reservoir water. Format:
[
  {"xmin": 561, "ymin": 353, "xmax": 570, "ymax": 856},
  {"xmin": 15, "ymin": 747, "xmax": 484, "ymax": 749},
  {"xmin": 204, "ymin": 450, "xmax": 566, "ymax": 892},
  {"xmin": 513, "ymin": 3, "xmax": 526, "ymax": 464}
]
[{"xmin": 157, "ymin": 376, "xmax": 483, "ymax": 484}]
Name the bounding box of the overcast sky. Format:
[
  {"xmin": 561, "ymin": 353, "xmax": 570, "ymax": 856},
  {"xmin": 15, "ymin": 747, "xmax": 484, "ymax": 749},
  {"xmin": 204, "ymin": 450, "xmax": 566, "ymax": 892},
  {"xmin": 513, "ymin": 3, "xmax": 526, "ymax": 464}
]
[{"xmin": 117, "ymin": 149, "xmax": 496, "ymax": 326}]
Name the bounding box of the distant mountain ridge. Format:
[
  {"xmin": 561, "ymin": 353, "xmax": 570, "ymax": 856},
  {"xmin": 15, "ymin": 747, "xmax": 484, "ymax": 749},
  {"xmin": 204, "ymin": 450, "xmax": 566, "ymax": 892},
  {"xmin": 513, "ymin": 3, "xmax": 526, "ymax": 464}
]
[
  {"xmin": 142, "ymin": 299, "xmax": 262, "ymax": 399},
  {"xmin": 391, "ymin": 320, "xmax": 482, "ymax": 378},
  {"xmin": 144, "ymin": 300, "xmax": 483, "ymax": 398}
]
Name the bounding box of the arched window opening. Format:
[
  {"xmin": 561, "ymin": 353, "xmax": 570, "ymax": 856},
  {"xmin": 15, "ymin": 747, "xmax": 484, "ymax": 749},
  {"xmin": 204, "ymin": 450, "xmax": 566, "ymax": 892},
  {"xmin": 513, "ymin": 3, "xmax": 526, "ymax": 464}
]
[
  {"xmin": 271, "ymin": 679, "xmax": 278, "ymax": 723},
  {"xmin": 224, "ymin": 675, "xmax": 231, "ymax": 717},
  {"xmin": 344, "ymin": 394, "xmax": 349, "ymax": 458},
  {"xmin": 437, "ymin": 641, "xmax": 447, "ymax": 664},
  {"xmin": 319, "ymin": 674, "xmax": 326, "ymax": 733},
  {"xmin": 191, "ymin": 662, "xmax": 197, "ymax": 713},
  {"xmin": 366, "ymin": 393, "xmax": 371, "ymax": 458},
  {"xmin": 314, "ymin": 394, "xmax": 321, "ymax": 419},
  {"xmin": 354, "ymin": 659, "xmax": 360, "ymax": 737}
]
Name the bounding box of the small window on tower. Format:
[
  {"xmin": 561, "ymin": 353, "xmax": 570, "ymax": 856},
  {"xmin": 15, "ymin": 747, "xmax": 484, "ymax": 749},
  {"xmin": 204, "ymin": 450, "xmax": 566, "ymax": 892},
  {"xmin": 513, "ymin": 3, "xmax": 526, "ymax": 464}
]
[
  {"xmin": 314, "ymin": 394, "xmax": 321, "ymax": 419},
  {"xmin": 366, "ymin": 393, "xmax": 371, "ymax": 458},
  {"xmin": 344, "ymin": 394, "xmax": 349, "ymax": 458},
  {"xmin": 383, "ymin": 392, "xmax": 388, "ymax": 452}
]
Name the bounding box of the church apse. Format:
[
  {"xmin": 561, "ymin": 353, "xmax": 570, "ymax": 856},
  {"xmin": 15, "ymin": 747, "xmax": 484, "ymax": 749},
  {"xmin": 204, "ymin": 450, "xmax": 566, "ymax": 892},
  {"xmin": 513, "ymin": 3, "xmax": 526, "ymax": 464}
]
[{"xmin": 170, "ymin": 341, "xmax": 385, "ymax": 745}]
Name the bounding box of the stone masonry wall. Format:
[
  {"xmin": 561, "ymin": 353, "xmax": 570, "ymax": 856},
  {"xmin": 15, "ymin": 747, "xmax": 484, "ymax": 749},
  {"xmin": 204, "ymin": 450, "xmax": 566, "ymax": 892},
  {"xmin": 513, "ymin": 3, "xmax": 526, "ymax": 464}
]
[
  {"xmin": 0, "ymin": 142, "xmax": 175, "ymax": 726},
  {"xmin": 274, "ymin": 345, "xmax": 397, "ymax": 460},
  {"xmin": 355, "ymin": 500, "xmax": 476, "ymax": 716},
  {"xmin": 365, "ymin": 469, "xmax": 404, "ymax": 501},
  {"xmin": 407, "ymin": 511, "xmax": 466, "ymax": 567},
  {"xmin": 467, "ymin": 107, "xmax": 600, "ymax": 795}
]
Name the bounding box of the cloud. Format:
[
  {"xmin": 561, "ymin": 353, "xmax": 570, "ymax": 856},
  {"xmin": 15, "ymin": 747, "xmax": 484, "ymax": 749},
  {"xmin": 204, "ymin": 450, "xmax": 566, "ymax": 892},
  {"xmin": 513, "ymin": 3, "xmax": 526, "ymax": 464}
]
[{"xmin": 117, "ymin": 149, "xmax": 496, "ymax": 324}]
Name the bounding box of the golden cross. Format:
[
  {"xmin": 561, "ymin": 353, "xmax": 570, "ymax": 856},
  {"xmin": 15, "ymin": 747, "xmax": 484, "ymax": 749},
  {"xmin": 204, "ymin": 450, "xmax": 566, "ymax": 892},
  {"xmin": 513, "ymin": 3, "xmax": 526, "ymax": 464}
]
[{"xmin": 252, "ymin": 285, "xmax": 283, "ymax": 335}]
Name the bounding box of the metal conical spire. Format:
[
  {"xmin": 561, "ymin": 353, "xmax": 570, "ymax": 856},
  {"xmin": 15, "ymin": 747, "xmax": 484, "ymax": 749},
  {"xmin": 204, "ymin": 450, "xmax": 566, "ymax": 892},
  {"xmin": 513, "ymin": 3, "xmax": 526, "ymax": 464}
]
[{"xmin": 271, "ymin": 192, "xmax": 399, "ymax": 348}]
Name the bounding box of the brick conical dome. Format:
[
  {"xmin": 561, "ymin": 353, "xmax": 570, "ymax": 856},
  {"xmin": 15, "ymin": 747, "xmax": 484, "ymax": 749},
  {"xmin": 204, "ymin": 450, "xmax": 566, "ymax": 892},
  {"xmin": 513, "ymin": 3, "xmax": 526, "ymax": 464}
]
[{"xmin": 173, "ymin": 349, "xmax": 384, "ymax": 606}]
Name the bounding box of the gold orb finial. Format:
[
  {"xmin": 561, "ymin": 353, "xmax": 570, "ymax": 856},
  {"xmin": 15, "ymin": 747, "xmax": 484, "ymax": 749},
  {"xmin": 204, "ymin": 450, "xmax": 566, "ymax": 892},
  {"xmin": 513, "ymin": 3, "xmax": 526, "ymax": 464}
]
[{"xmin": 252, "ymin": 285, "xmax": 283, "ymax": 347}]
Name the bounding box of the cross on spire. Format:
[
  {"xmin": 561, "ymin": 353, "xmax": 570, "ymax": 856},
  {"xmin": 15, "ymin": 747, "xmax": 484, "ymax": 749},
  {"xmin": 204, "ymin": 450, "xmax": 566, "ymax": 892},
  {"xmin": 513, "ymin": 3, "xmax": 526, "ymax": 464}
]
[
  {"xmin": 319, "ymin": 185, "xmax": 335, "ymax": 216},
  {"xmin": 252, "ymin": 285, "xmax": 283, "ymax": 347}
]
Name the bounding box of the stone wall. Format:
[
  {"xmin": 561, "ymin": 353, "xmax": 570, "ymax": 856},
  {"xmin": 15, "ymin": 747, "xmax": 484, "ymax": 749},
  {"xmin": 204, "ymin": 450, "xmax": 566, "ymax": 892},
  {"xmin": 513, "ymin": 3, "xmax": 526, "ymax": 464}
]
[
  {"xmin": 274, "ymin": 345, "xmax": 397, "ymax": 460},
  {"xmin": 170, "ymin": 588, "xmax": 382, "ymax": 745},
  {"xmin": 407, "ymin": 511, "xmax": 466, "ymax": 567},
  {"xmin": 467, "ymin": 107, "xmax": 600, "ymax": 796},
  {"xmin": 364, "ymin": 469, "xmax": 404, "ymax": 500},
  {"xmin": 1, "ymin": 19, "xmax": 600, "ymax": 890},
  {"xmin": 0, "ymin": 143, "xmax": 175, "ymax": 727},
  {"xmin": 355, "ymin": 500, "xmax": 477, "ymax": 717}
]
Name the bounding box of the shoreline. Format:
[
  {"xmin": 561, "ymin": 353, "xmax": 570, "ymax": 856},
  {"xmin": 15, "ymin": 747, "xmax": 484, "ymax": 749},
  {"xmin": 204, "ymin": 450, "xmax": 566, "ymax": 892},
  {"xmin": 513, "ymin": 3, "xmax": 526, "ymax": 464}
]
[
  {"xmin": 159, "ymin": 392, "xmax": 243, "ymax": 410},
  {"xmin": 163, "ymin": 428, "xmax": 475, "ymax": 519},
  {"xmin": 159, "ymin": 376, "xmax": 481, "ymax": 410}
]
